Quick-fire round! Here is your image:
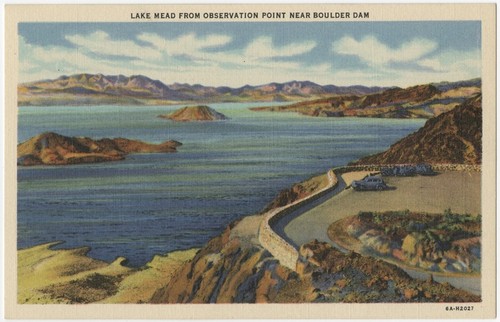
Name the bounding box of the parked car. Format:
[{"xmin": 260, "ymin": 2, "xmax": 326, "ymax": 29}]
[
  {"xmin": 415, "ymin": 163, "xmax": 436, "ymax": 176},
  {"xmin": 381, "ymin": 165, "xmax": 415, "ymax": 177},
  {"xmin": 381, "ymin": 164, "xmax": 434, "ymax": 177},
  {"xmin": 351, "ymin": 176, "xmax": 388, "ymax": 191}
]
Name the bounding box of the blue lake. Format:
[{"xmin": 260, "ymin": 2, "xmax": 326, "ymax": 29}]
[{"xmin": 17, "ymin": 103, "xmax": 425, "ymax": 266}]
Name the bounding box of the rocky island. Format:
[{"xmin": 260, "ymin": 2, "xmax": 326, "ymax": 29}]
[
  {"xmin": 158, "ymin": 105, "xmax": 228, "ymax": 122},
  {"xmin": 17, "ymin": 132, "xmax": 181, "ymax": 166}
]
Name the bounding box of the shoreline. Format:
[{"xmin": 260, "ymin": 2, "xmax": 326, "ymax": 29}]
[{"xmin": 17, "ymin": 240, "xmax": 200, "ymax": 269}]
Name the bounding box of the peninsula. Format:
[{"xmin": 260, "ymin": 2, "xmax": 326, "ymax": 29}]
[{"xmin": 250, "ymin": 78, "xmax": 480, "ymax": 119}]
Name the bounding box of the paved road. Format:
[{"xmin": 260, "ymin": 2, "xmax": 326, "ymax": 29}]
[
  {"xmin": 271, "ymin": 175, "xmax": 346, "ymax": 248},
  {"xmin": 284, "ymin": 171, "xmax": 481, "ymax": 247}
]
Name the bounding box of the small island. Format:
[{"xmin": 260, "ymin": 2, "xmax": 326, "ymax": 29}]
[
  {"xmin": 17, "ymin": 132, "xmax": 181, "ymax": 166},
  {"xmin": 158, "ymin": 105, "xmax": 228, "ymax": 122}
]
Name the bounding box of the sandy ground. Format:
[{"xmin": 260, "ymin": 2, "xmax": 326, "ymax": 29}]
[
  {"xmin": 102, "ymin": 248, "xmax": 198, "ymax": 303},
  {"xmin": 285, "ymin": 171, "xmax": 481, "ymax": 247},
  {"xmin": 18, "ymin": 242, "xmax": 197, "ymax": 304}
]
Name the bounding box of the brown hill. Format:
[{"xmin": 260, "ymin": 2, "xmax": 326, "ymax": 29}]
[
  {"xmin": 351, "ymin": 94, "xmax": 482, "ymax": 165},
  {"xmin": 251, "ymin": 81, "xmax": 480, "ymax": 119},
  {"xmin": 158, "ymin": 105, "xmax": 228, "ymax": 122},
  {"xmin": 361, "ymin": 84, "xmax": 440, "ymax": 106},
  {"xmin": 17, "ymin": 132, "xmax": 181, "ymax": 166}
]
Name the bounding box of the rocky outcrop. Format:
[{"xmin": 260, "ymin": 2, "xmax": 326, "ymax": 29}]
[
  {"xmin": 17, "ymin": 132, "xmax": 181, "ymax": 166},
  {"xmin": 158, "ymin": 105, "xmax": 228, "ymax": 122},
  {"xmin": 330, "ymin": 210, "xmax": 481, "ymax": 274},
  {"xmin": 150, "ymin": 219, "xmax": 296, "ymax": 303},
  {"xmin": 293, "ymin": 240, "xmax": 480, "ymax": 302},
  {"xmin": 351, "ymin": 95, "xmax": 482, "ymax": 165}
]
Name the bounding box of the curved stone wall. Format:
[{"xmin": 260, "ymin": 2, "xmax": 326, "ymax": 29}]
[{"xmin": 258, "ymin": 170, "xmax": 337, "ymax": 270}]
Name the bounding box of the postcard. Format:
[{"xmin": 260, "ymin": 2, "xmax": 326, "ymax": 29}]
[{"xmin": 4, "ymin": 3, "xmax": 496, "ymax": 319}]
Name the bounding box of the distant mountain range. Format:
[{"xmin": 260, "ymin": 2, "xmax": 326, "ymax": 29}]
[
  {"xmin": 18, "ymin": 73, "xmax": 391, "ymax": 106},
  {"xmin": 251, "ymin": 78, "xmax": 481, "ymax": 119}
]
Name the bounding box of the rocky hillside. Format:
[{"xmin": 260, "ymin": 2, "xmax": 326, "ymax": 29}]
[
  {"xmin": 18, "ymin": 74, "xmax": 388, "ymax": 106},
  {"xmin": 151, "ymin": 230, "xmax": 480, "ymax": 303},
  {"xmin": 351, "ymin": 94, "xmax": 482, "ymax": 165},
  {"xmin": 329, "ymin": 210, "xmax": 481, "ymax": 274},
  {"xmin": 251, "ymin": 79, "xmax": 480, "ymax": 119},
  {"xmin": 17, "ymin": 132, "xmax": 181, "ymax": 166},
  {"xmin": 158, "ymin": 105, "xmax": 228, "ymax": 122},
  {"xmin": 150, "ymin": 217, "xmax": 295, "ymax": 303}
]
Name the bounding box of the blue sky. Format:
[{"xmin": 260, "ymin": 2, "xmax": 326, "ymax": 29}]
[{"xmin": 19, "ymin": 21, "xmax": 481, "ymax": 87}]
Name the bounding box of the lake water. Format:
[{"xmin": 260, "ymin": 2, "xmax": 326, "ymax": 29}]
[{"xmin": 17, "ymin": 103, "xmax": 425, "ymax": 266}]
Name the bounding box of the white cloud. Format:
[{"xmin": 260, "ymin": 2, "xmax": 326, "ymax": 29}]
[
  {"xmin": 137, "ymin": 32, "xmax": 315, "ymax": 70},
  {"xmin": 19, "ymin": 35, "xmax": 146, "ymax": 82},
  {"xmin": 329, "ymin": 35, "xmax": 480, "ymax": 87},
  {"xmin": 244, "ymin": 36, "xmax": 316, "ymax": 59},
  {"xmin": 418, "ymin": 49, "xmax": 481, "ymax": 73},
  {"xmin": 135, "ymin": 32, "xmax": 320, "ymax": 79},
  {"xmin": 66, "ymin": 31, "xmax": 161, "ymax": 60},
  {"xmin": 333, "ymin": 35, "xmax": 438, "ymax": 66},
  {"xmin": 330, "ymin": 51, "xmax": 481, "ymax": 88},
  {"xmin": 138, "ymin": 32, "xmax": 231, "ymax": 57}
]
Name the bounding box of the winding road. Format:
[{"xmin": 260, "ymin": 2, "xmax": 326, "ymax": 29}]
[{"xmin": 270, "ymin": 170, "xmax": 482, "ymax": 295}]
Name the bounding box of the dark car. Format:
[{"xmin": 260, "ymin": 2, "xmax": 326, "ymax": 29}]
[
  {"xmin": 381, "ymin": 165, "xmax": 415, "ymax": 177},
  {"xmin": 415, "ymin": 163, "xmax": 436, "ymax": 176},
  {"xmin": 351, "ymin": 176, "xmax": 388, "ymax": 191}
]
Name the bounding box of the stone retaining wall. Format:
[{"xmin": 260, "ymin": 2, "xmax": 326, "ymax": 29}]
[
  {"xmin": 336, "ymin": 164, "xmax": 481, "ymax": 173},
  {"xmin": 258, "ymin": 164, "xmax": 481, "ymax": 271},
  {"xmin": 258, "ymin": 170, "xmax": 337, "ymax": 270}
]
